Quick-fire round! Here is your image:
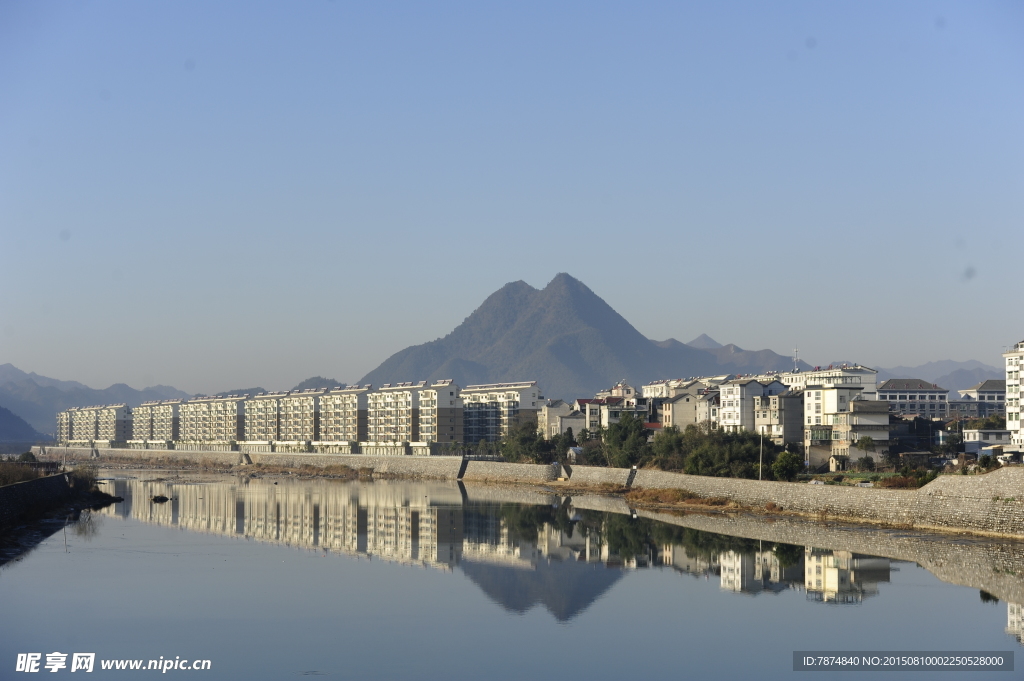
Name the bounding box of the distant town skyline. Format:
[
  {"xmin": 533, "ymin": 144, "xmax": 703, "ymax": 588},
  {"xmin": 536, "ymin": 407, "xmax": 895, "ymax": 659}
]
[{"xmin": 2, "ymin": 2, "xmax": 1021, "ymax": 395}]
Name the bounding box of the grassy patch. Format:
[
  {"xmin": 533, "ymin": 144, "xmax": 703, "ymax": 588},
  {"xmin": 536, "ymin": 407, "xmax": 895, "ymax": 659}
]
[
  {"xmin": 0, "ymin": 463, "xmax": 42, "ymax": 486},
  {"xmin": 626, "ymin": 487, "xmax": 731, "ymax": 507}
]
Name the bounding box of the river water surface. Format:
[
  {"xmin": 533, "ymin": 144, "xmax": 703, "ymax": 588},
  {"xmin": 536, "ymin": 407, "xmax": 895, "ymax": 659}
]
[{"xmin": 1, "ymin": 472, "xmax": 1021, "ymax": 680}]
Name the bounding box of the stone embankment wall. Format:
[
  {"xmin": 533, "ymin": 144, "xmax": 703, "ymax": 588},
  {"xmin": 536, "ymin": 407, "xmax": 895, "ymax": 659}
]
[
  {"xmin": 460, "ymin": 461, "xmax": 559, "ymax": 484},
  {"xmin": 623, "ymin": 466, "xmax": 1024, "ymax": 537},
  {"xmin": 0, "ymin": 474, "xmax": 72, "ymax": 529}
]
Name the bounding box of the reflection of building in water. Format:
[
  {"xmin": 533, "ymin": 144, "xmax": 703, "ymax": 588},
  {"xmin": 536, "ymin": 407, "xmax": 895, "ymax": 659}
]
[
  {"xmin": 1008, "ymin": 603, "xmax": 1023, "ymax": 644},
  {"xmin": 804, "ymin": 548, "xmax": 890, "ymax": 604},
  {"xmin": 661, "ymin": 545, "xmax": 719, "ymax": 578},
  {"xmin": 719, "ymin": 549, "xmax": 804, "ymax": 595},
  {"xmin": 99, "ymin": 479, "xmax": 465, "ymax": 569}
]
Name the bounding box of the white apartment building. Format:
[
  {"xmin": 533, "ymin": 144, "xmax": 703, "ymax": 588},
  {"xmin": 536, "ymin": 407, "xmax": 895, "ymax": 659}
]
[
  {"xmin": 243, "ymin": 392, "xmax": 286, "ymax": 444},
  {"xmin": 56, "ymin": 410, "xmax": 72, "ymax": 444},
  {"xmin": 876, "ymin": 379, "xmax": 949, "ymax": 418},
  {"xmin": 178, "ymin": 395, "xmax": 247, "ymax": 448},
  {"xmin": 366, "ymin": 382, "xmax": 424, "ymax": 443},
  {"xmin": 128, "ymin": 399, "xmax": 182, "ymax": 447},
  {"xmin": 418, "ymin": 379, "xmax": 462, "ymax": 444},
  {"xmin": 64, "ymin": 404, "xmax": 132, "ymax": 445},
  {"xmin": 538, "ymin": 400, "xmax": 573, "ymax": 439},
  {"xmin": 279, "ymin": 389, "xmax": 325, "ymax": 443},
  {"xmin": 461, "ymin": 382, "xmax": 541, "ymax": 443},
  {"xmin": 772, "ymin": 364, "xmax": 878, "ymax": 400},
  {"xmin": 319, "ymin": 385, "xmax": 370, "ymax": 444},
  {"xmin": 1004, "ymin": 339, "xmax": 1024, "ymax": 451},
  {"xmin": 802, "ymin": 385, "xmax": 890, "ymax": 466},
  {"xmin": 718, "ymin": 379, "xmax": 786, "ymax": 434}
]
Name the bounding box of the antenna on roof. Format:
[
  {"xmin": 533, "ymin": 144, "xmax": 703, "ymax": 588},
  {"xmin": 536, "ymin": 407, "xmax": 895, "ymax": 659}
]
[{"xmin": 793, "ymin": 346, "xmax": 799, "ymax": 372}]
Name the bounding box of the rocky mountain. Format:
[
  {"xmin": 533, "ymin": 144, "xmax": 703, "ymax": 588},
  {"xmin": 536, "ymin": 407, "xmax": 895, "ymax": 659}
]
[
  {"xmin": 0, "ymin": 365, "xmax": 192, "ymax": 436},
  {"xmin": 292, "ymin": 376, "xmax": 345, "ymax": 391},
  {"xmin": 0, "ymin": 404, "xmax": 45, "ymax": 443},
  {"xmin": 685, "ymin": 333, "xmax": 723, "ymax": 350},
  {"xmin": 360, "ymin": 274, "xmax": 810, "ymax": 400}
]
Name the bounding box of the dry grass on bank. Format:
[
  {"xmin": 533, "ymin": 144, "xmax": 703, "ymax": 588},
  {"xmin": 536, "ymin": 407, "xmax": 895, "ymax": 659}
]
[
  {"xmin": 625, "ymin": 487, "xmax": 733, "ymax": 508},
  {"xmin": 0, "ymin": 463, "xmax": 42, "ymax": 486}
]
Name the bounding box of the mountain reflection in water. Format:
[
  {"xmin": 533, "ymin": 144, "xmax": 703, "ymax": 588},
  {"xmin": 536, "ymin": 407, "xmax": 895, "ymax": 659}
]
[{"xmin": 94, "ymin": 475, "xmax": 1023, "ymax": 644}]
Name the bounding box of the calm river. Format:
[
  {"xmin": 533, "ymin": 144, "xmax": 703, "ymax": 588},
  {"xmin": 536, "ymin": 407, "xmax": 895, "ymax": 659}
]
[{"xmin": 1, "ymin": 472, "xmax": 1021, "ymax": 680}]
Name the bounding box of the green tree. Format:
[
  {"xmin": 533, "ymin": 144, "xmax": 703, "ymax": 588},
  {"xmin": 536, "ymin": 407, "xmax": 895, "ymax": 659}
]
[
  {"xmin": 855, "ymin": 436, "xmax": 876, "ymax": 453},
  {"xmin": 499, "ymin": 420, "xmax": 554, "ymax": 464},
  {"xmin": 602, "ymin": 414, "xmax": 651, "ymax": 468},
  {"xmin": 771, "ymin": 450, "xmax": 803, "ymax": 481}
]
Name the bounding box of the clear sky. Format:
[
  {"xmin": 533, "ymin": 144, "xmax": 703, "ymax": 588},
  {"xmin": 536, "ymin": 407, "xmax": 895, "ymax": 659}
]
[{"xmin": 1, "ymin": 1, "xmax": 1022, "ymax": 395}]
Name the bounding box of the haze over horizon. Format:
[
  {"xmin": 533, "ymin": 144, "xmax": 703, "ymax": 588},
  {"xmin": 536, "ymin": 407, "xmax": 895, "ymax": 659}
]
[{"xmin": 2, "ymin": 2, "xmax": 1021, "ymax": 395}]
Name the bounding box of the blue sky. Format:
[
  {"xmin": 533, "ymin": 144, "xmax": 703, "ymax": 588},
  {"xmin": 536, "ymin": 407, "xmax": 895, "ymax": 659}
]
[{"xmin": 1, "ymin": 1, "xmax": 1022, "ymax": 394}]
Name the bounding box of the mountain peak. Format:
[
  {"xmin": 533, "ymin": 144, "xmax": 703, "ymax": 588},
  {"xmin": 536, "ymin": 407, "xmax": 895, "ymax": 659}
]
[{"xmin": 686, "ymin": 334, "xmax": 723, "ymax": 349}]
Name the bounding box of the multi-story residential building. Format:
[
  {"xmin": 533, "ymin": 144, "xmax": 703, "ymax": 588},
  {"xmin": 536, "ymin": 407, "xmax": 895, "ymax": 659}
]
[
  {"xmin": 694, "ymin": 391, "xmax": 721, "ymax": 428},
  {"xmin": 769, "ymin": 364, "xmax": 879, "ymax": 400},
  {"xmin": 876, "ymin": 379, "xmax": 948, "ymax": 418},
  {"xmin": 538, "ymin": 400, "xmax": 573, "ymax": 439},
  {"xmin": 753, "ymin": 389, "xmax": 804, "ymax": 446},
  {"xmin": 418, "ymin": 380, "xmax": 462, "ymax": 444},
  {"xmin": 660, "ymin": 393, "xmax": 698, "ymax": 429},
  {"xmin": 1003, "ymin": 339, "xmax": 1024, "ymax": 451},
  {"xmin": 152, "ymin": 400, "xmax": 182, "ymax": 442},
  {"xmin": 132, "ymin": 403, "xmax": 155, "ymax": 442},
  {"xmin": 367, "ymin": 382, "xmax": 423, "ymax": 443},
  {"xmin": 957, "ymin": 380, "xmax": 1007, "ymax": 417},
  {"xmin": 718, "ymin": 379, "xmax": 786, "ymax": 434},
  {"xmin": 242, "ymin": 392, "xmax": 285, "ymax": 447},
  {"xmin": 64, "ymin": 404, "xmax": 132, "ymax": 445},
  {"xmin": 56, "ymin": 410, "xmax": 72, "ymax": 444},
  {"xmin": 279, "ymin": 389, "xmax": 324, "ymax": 443},
  {"xmin": 178, "ymin": 395, "xmax": 246, "ymax": 449},
  {"xmin": 829, "ymin": 400, "xmax": 891, "ymax": 458},
  {"xmin": 962, "ymin": 428, "xmax": 1012, "ymax": 454},
  {"xmin": 461, "ymin": 382, "xmax": 541, "ymax": 443},
  {"xmin": 318, "ymin": 385, "xmax": 370, "ymax": 444}
]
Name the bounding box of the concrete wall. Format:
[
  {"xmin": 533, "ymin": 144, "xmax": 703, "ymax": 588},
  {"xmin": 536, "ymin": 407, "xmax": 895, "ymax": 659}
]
[
  {"xmin": 0, "ymin": 473, "xmax": 72, "ymax": 529},
  {"xmin": 461, "ymin": 461, "xmax": 559, "ymax": 483},
  {"xmin": 631, "ymin": 466, "xmax": 1024, "ymax": 537},
  {"xmin": 565, "ymin": 466, "xmax": 631, "ymax": 487}
]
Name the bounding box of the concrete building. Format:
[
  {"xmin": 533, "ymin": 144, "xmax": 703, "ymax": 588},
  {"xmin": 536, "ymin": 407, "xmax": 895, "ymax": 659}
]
[
  {"xmin": 129, "ymin": 399, "xmax": 183, "ymax": 447},
  {"xmin": 719, "ymin": 379, "xmax": 786, "ymax": 434},
  {"xmin": 243, "ymin": 392, "xmax": 286, "ymax": 446},
  {"xmin": 278, "ymin": 388, "xmax": 325, "ymax": 446},
  {"xmin": 804, "ymin": 548, "xmax": 890, "ymax": 604},
  {"xmin": 877, "ymin": 379, "xmax": 949, "ymax": 418},
  {"xmin": 178, "ymin": 395, "xmax": 246, "ymax": 449},
  {"xmin": 64, "ymin": 404, "xmax": 131, "ymax": 446},
  {"xmin": 319, "ymin": 385, "xmax": 370, "ymax": 445},
  {"xmin": 56, "ymin": 410, "xmax": 72, "ymax": 444},
  {"xmin": 773, "ymin": 364, "xmax": 879, "ymax": 400},
  {"xmin": 694, "ymin": 391, "xmax": 721, "ymax": 429},
  {"xmin": 829, "ymin": 400, "xmax": 891, "ymax": 459},
  {"xmin": 1006, "ymin": 340, "xmax": 1024, "ymax": 451},
  {"xmin": 367, "ymin": 382, "xmax": 424, "ymax": 443},
  {"xmin": 957, "ymin": 380, "xmax": 1006, "ymax": 416},
  {"xmin": 660, "ymin": 393, "xmax": 698, "ymax": 429},
  {"xmin": 963, "ymin": 429, "xmax": 1013, "ymax": 454},
  {"xmin": 418, "ymin": 380, "xmax": 462, "ymax": 444},
  {"xmin": 461, "ymin": 382, "xmax": 541, "ymax": 443},
  {"xmin": 538, "ymin": 399, "xmax": 573, "ymax": 439},
  {"xmin": 753, "ymin": 389, "xmax": 804, "ymax": 446},
  {"xmin": 803, "ymin": 385, "xmax": 888, "ymax": 468}
]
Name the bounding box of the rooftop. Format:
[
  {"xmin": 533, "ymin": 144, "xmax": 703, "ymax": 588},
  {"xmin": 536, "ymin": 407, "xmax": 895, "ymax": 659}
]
[{"xmin": 878, "ymin": 379, "xmax": 946, "ymax": 391}]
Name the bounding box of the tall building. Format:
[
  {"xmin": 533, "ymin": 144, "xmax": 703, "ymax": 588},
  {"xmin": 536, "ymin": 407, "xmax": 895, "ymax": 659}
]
[
  {"xmin": 319, "ymin": 385, "xmax": 370, "ymax": 444},
  {"xmin": 56, "ymin": 410, "xmax": 72, "ymax": 444},
  {"xmin": 1005, "ymin": 339, "xmax": 1024, "ymax": 451},
  {"xmin": 65, "ymin": 404, "xmax": 131, "ymax": 445},
  {"xmin": 243, "ymin": 392, "xmax": 286, "ymax": 444},
  {"xmin": 279, "ymin": 388, "xmax": 325, "ymax": 443},
  {"xmin": 178, "ymin": 395, "xmax": 246, "ymax": 448},
  {"xmin": 461, "ymin": 382, "xmax": 541, "ymax": 443},
  {"xmin": 753, "ymin": 389, "xmax": 805, "ymax": 446},
  {"xmin": 417, "ymin": 380, "xmax": 462, "ymax": 444},
  {"xmin": 957, "ymin": 380, "xmax": 1006, "ymax": 416},
  {"xmin": 367, "ymin": 382, "xmax": 424, "ymax": 443},
  {"xmin": 719, "ymin": 379, "xmax": 786, "ymax": 434}
]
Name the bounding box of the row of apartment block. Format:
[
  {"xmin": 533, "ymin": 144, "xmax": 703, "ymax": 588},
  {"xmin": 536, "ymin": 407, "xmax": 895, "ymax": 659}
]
[{"xmin": 55, "ymin": 381, "xmax": 542, "ymax": 451}]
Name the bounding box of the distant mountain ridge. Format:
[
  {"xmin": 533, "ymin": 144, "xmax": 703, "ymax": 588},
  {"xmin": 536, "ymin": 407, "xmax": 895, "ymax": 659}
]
[
  {"xmin": 360, "ymin": 274, "xmax": 810, "ymax": 400},
  {"xmin": 876, "ymin": 360, "xmax": 1003, "ymax": 393},
  {"xmin": 0, "ymin": 404, "xmax": 45, "ymax": 442},
  {"xmin": 0, "ymin": 364, "xmax": 192, "ymax": 436}
]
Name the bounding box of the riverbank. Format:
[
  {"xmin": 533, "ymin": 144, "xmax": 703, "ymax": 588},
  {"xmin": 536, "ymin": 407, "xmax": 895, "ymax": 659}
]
[
  {"xmin": 32, "ymin": 446, "xmax": 1024, "ymax": 539},
  {"xmin": 0, "ymin": 469, "xmax": 122, "ymax": 532}
]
